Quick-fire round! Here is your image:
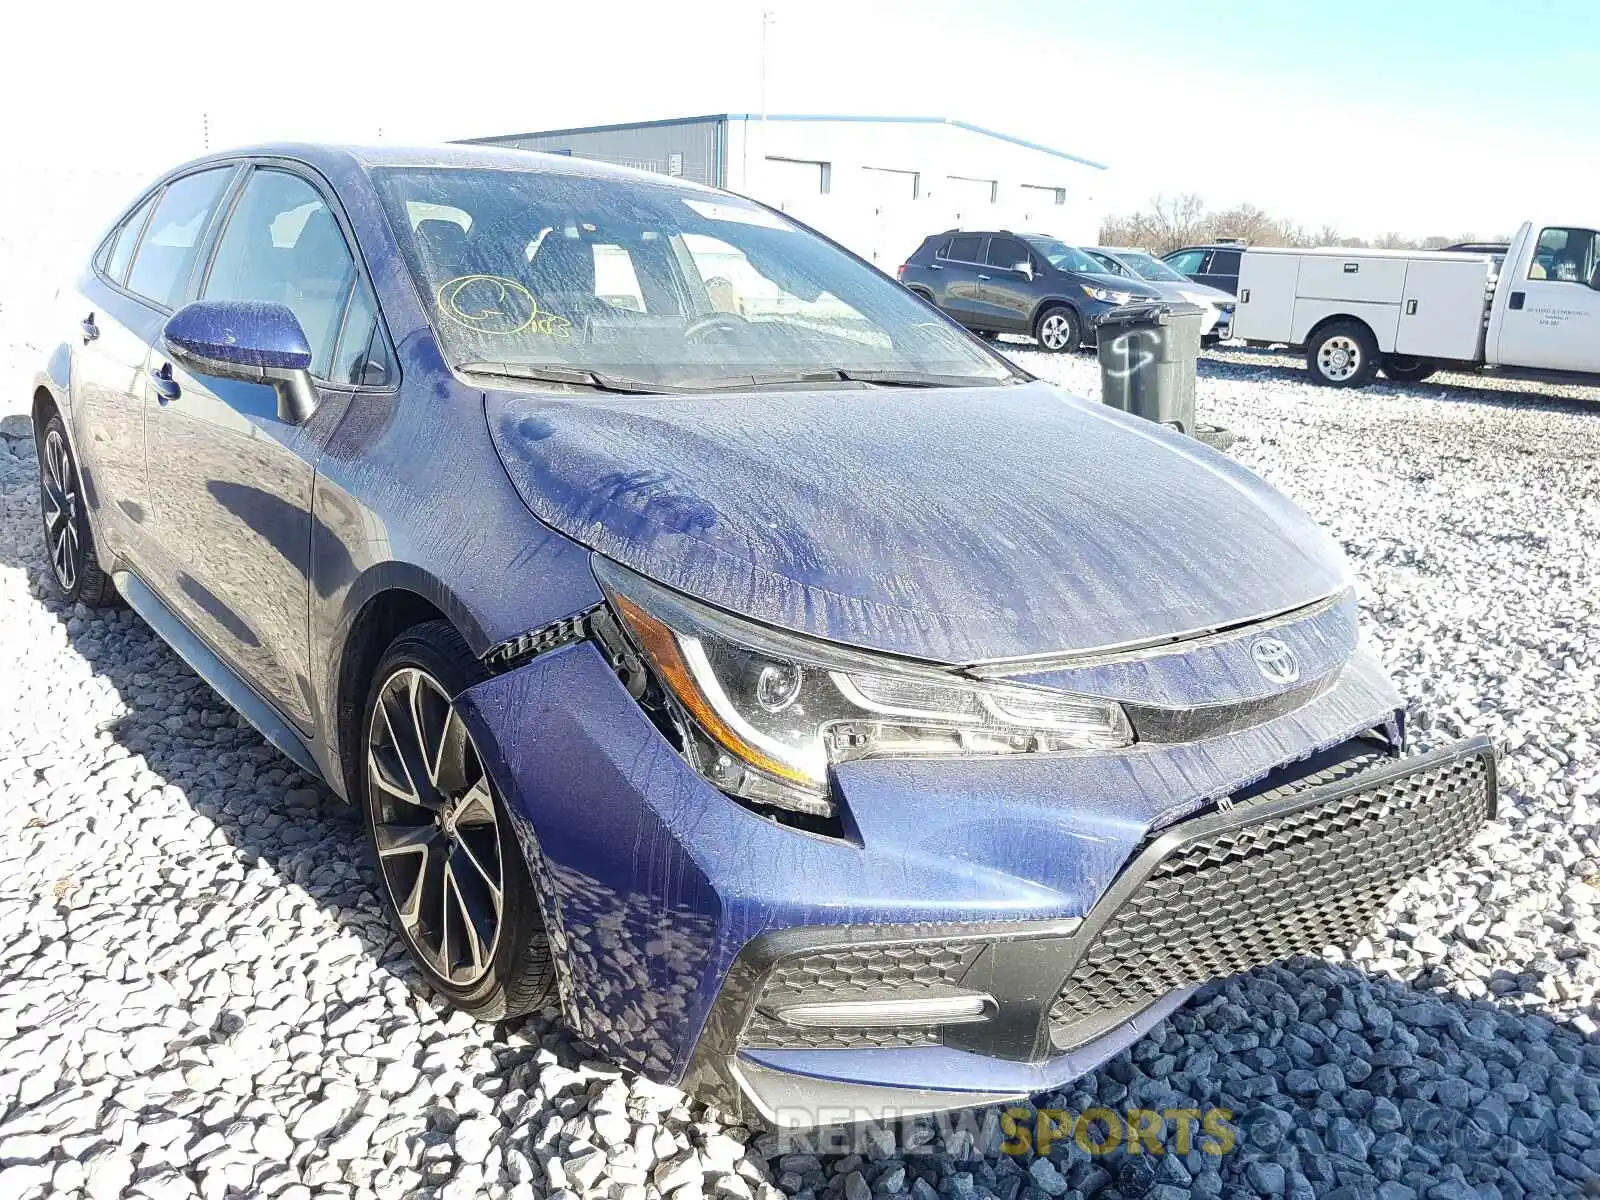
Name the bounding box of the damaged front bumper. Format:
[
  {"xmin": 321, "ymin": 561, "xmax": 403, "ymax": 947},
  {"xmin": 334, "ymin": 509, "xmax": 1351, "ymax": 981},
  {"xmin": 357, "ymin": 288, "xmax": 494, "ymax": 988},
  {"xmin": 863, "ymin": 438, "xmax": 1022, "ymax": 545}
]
[
  {"xmin": 693, "ymin": 737, "xmax": 1495, "ymax": 1121},
  {"xmin": 454, "ymin": 630, "xmax": 1496, "ymax": 1122}
]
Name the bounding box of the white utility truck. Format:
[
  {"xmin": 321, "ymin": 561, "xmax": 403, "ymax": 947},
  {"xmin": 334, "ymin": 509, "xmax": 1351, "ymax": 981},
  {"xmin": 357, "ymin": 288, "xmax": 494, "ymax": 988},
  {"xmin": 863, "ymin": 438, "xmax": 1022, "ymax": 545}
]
[{"xmin": 1230, "ymin": 221, "xmax": 1600, "ymax": 387}]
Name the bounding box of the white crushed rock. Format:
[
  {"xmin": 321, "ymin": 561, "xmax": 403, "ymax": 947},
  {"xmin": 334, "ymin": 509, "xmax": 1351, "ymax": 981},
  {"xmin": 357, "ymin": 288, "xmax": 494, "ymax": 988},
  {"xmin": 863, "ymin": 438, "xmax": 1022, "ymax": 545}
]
[{"xmin": 1, "ymin": 344, "xmax": 1597, "ymax": 1198}]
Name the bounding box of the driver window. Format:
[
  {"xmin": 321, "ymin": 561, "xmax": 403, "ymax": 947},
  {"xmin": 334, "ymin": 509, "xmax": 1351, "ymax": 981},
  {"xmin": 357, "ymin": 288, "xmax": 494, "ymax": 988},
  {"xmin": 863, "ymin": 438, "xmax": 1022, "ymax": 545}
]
[
  {"xmin": 1166, "ymin": 250, "xmax": 1206, "ymax": 275},
  {"xmin": 203, "ymin": 170, "xmax": 357, "ymax": 379},
  {"xmin": 985, "ymin": 237, "xmax": 1030, "ymax": 269},
  {"xmin": 1530, "ymin": 227, "xmax": 1598, "ymax": 284}
]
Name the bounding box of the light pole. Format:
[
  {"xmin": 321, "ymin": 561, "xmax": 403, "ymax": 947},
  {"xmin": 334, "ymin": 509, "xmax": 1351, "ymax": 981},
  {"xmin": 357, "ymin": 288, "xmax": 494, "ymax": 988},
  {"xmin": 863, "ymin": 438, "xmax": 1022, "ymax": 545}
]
[{"xmin": 759, "ymin": 7, "xmax": 777, "ymax": 124}]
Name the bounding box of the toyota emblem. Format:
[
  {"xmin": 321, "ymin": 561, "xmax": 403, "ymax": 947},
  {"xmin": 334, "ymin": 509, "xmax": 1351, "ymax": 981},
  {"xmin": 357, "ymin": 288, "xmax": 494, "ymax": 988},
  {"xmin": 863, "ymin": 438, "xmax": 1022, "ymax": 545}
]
[{"xmin": 1251, "ymin": 637, "xmax": 1300, "ymax": 685}]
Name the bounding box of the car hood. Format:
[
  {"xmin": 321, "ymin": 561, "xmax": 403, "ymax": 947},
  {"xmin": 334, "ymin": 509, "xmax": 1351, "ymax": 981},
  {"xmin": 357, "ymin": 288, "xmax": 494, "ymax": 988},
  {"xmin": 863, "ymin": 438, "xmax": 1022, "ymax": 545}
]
[
  {"xmin": 486, "ymin": 380, "xmax": 1352, "ymax": 663},
  {"xmin": 1175, "ymin": 281, "xmax": 1235, "ymax": 305},
  {"xmin": 1124, "ymin": 278, "xmax": 1233, "ymax": 305}
]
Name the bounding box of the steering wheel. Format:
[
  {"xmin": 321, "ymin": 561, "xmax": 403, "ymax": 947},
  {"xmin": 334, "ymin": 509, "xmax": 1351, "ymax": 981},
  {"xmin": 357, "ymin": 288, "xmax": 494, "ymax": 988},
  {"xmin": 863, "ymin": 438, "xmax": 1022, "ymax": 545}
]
[{"xmin": 683, "ymin": 311, "xmax": 749, "ymax": 340}]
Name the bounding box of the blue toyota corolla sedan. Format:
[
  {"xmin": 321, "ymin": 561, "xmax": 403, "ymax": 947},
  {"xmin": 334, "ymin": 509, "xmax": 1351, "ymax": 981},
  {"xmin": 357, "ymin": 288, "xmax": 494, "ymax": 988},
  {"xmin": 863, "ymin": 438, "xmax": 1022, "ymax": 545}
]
[{"xmin": 32, "ymin": 143, "xmax": 1495, "ymax": 1122}]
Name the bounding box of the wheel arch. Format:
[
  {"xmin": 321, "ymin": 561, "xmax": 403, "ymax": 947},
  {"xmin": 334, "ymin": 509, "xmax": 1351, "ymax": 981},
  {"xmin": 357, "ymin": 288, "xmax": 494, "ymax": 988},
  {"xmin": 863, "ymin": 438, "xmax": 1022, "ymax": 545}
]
[
  {"xmin": 327, "ymin": 568, "xmax": 486, "ymax": 802},
  {"xmin": 1301, "ymin": 312, "xmax": 1378, "ymax": 352},
  {"xmin": 31, "ymin": 384, "xmax": 60, "ymax": 446},
  {"xmin": 1302, "ymin": 314, "xmax": 1381, "ymax": 387},
  {"xmin": 1030, "ymin": 295, "xmax": 1082, "ymax": 331}
]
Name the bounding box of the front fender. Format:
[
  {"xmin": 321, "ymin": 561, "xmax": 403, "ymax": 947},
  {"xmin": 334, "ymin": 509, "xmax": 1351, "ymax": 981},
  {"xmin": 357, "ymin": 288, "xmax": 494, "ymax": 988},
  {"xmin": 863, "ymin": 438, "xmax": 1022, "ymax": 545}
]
[{"xmin": 35, "ymin": 346, "xmax": 72, "ymax": 415}]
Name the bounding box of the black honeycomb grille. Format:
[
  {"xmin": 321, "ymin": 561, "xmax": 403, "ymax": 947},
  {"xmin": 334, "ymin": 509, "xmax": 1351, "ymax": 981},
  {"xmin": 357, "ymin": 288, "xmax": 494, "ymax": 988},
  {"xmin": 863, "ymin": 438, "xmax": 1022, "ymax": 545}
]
[
  {"xmin": 741, "ymin": 941, "xmax": 984, "ymax": 1050},
  {"xmin": 1050, "ymin": 748, "xmax": 1493, "ymax": 1047}
]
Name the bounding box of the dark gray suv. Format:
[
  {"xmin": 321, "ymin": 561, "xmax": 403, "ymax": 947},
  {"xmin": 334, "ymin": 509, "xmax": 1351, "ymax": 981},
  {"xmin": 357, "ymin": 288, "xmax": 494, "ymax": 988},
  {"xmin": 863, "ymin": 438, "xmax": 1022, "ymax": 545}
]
[{"xmin": 898, "ymin": 230, "xmax": 1160, "ymax": 350}]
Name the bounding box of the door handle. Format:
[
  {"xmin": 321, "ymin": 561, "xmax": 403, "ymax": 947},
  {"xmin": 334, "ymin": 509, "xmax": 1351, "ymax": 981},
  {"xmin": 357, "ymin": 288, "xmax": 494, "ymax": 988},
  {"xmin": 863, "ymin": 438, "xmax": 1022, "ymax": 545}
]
[
  {"xmin": 80, "ymin": 314, "xmax": 99, "ymax": 344},
  {"xmin": 928, "ymin": 263, "xmax": 944, "ymax": 270},
  {"xmin": 977, "ymin": 273, "xmax": 992, "ymax": 280},
  {"xmin": 1509, "ymin": 291, "xmax": 1526, "ymax": 311},
  {"xmin": 1405, "ymin": 299, "xmax": 1418, "ymax": 316},
  {"xmin": 149, "ymin": 362, "xmax": 181, "ymax": 404}
]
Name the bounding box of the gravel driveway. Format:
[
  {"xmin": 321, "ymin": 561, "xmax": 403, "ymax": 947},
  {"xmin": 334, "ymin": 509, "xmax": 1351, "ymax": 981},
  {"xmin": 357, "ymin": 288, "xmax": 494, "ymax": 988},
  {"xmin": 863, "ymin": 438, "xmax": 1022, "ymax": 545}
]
[{"xmin": 1, "ymin": 351, "xmax": 1597, "ymax": 1200}]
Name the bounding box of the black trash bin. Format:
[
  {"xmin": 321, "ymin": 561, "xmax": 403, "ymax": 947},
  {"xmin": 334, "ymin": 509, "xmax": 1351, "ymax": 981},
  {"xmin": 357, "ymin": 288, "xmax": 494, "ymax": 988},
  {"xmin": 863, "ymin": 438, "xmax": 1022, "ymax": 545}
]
[{"xmin": 1094, "ymin": 301, "xmax": 1206, "ymax": 435}]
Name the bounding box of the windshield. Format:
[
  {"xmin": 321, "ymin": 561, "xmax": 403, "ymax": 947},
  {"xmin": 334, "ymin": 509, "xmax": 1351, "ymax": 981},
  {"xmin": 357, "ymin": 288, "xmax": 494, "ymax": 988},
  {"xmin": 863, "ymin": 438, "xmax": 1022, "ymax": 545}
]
[
  {"xmin": 1023, "ymin": 237, "xmax": 1108, "ymax": 275},
  {"xmin": 373, "ymin": 166, "xmax": 1013, "ymax": 391},
  {"xmin": 1113, "ymin": 251, "xmax": 1189, "ymax": 283}
]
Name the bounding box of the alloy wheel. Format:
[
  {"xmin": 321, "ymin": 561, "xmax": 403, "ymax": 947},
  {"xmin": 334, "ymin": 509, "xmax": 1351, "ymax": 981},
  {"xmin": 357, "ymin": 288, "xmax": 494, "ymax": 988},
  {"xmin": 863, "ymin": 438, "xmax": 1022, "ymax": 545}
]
[
  {"xmin": 1039, "ymin": 312, "xmax": 1073, "ymax": 351},
  {"xmin": 367, "ymin": 667, "xmax": 504, "ymax": 987},
  {"xmin": 41, "ymin": 429, "xmax": 80, "ymax": 593},
  {"xmin": 1317, "ymin": 335, "xmax": 1362, "ymax": 382}
]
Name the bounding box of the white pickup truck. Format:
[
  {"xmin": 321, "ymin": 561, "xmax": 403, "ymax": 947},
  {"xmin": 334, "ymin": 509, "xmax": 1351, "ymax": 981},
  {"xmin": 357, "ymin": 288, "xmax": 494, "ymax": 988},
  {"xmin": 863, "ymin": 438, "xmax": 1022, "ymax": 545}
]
[{"xmin": 1230, "ymin": 221, "xmax": 1600, "ymax": 387}]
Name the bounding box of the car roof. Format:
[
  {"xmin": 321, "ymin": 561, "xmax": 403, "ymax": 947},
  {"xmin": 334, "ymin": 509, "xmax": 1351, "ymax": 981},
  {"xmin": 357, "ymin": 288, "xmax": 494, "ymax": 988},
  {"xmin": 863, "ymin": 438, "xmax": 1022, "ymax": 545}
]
[
  {"xmin": 1166, "ymin": 243, "xmax": 1249, "ymax": 253},
  {"xmin": 1088, "ymin": 246, "xmax": 1155, "ymax": 256},
  {"xmin": 151, "ymin": 140, "xmax": 724, "ymax": 194}
]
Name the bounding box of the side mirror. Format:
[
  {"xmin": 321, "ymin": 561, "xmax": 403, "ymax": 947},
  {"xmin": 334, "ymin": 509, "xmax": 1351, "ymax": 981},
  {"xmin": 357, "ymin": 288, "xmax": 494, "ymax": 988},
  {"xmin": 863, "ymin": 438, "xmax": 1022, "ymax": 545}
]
[
  {"xmin": 162, "ymin": 300, "xmax": 319, "ymax": 424},
  {"xmin": 1014, "ymin": 260, "xmax": 1034, "ymax": 280}
]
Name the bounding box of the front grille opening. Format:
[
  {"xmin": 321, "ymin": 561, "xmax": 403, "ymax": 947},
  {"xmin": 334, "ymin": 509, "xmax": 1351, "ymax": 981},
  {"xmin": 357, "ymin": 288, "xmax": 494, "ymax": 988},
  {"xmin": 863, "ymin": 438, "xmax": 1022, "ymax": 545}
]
[
  {"xmin": 1049, "ymin": 746, "xmax": 1493, "ymax": 1051},
  {"xmin": 1227, "ymin": 730, "xmax": 1396, "ymax": 808}
]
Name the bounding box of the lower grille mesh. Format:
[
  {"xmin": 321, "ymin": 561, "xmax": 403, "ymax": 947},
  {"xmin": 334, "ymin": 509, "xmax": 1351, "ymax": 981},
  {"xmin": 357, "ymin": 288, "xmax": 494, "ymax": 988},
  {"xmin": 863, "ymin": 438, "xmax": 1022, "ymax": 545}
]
[
  {"xmin": 742, "ymin": 942, "xmax": 983, "ymax": 1050},
  {"xmin": 1050, "ymin": 748, "xmax": 1493, "ymax": 1047}
]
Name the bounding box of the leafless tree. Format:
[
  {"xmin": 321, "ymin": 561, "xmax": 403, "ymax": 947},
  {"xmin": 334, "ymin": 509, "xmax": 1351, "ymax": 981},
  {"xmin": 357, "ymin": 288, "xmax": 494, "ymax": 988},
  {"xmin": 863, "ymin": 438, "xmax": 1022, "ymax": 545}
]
[{"xmin": 1099, "ymin": 197, "xmax": 1491, "ymax": 253}]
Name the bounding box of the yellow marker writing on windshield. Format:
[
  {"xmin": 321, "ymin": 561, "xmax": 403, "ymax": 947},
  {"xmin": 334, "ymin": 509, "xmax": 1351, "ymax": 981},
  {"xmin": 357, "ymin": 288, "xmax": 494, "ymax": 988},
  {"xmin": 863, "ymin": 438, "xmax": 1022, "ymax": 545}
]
[{"xmin": 436, "ymin": 275, "xmax": 572, "ymax": 340}]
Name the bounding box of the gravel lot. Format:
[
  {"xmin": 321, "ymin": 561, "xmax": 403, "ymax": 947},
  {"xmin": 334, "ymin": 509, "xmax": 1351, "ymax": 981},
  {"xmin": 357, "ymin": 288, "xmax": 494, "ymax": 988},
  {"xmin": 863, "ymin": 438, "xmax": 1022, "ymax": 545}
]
[{"xmin": 2, "ymin": 347, "xmax": 1598, "ymax": 1200}]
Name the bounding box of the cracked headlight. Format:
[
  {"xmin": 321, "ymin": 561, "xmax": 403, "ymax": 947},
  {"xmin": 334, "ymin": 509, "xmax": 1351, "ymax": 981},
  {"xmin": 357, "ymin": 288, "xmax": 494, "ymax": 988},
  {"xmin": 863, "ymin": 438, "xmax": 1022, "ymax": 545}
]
[{"xmin": 594, "ymin": 559, "xmax": 1133, "ymax": 817}]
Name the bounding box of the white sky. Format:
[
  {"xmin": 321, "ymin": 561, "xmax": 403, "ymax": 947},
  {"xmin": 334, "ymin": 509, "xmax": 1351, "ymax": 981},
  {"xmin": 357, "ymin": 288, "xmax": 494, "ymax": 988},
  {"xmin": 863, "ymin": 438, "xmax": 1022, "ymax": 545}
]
[{"xmin": 2, "ymin": 0, "xmax": 1596, "ymax": 240}]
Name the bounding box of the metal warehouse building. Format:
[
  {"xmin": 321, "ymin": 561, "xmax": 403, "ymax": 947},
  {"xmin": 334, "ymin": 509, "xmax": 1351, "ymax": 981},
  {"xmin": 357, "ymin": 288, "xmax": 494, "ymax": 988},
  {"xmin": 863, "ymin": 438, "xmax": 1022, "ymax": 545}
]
[{"xmin": 459, "ymin": 113, "xmax": 1106, "ymax": 268}]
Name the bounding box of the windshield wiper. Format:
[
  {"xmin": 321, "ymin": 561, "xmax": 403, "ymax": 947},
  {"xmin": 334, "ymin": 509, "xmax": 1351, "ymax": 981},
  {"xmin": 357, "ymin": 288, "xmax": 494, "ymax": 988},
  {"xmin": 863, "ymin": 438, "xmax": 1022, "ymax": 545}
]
[
  {"xmin": 456, "ymin": 360, "xmax": 673, "ymax": 394},
  {"xmin": 834, "ymin": 369, "xmax": 1018, "ymax": 388},
  {"xmin": 692, "ymin": 370, "xmax": 850, "ymax": 390},
  {"xmin": 695, "ymin": 368, "xmax": 1017, "ymax": 391}
]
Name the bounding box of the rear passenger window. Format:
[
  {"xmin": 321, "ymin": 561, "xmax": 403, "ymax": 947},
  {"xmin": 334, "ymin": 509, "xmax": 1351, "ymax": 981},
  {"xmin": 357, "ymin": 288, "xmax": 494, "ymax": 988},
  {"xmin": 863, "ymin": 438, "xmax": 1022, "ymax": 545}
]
[
  {"xmin": 203, "ymin": 170, "xmax": 358, "ymax": 380},
  {"xmin": 126, "ymin": 169, "xmax": 233, "ymax": 308},
  {"xmin": 944, "ymin": 235, "xmax": 983, "ymax": 263},
  {"xmin": 103, "ymin": 195, "xmax": 157, "ymax": 285}
]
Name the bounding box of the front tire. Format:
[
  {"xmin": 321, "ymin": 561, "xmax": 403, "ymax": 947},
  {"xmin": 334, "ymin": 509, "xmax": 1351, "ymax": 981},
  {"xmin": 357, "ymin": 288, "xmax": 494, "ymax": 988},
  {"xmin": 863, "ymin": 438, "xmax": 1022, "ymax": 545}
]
[
  {"xmin": 1306, "ymin": 320, "xmax": 1380, "ymax": 387},
  {"xmin": 38, "ymin": 415, "xmax": 117, "ymax": 607},
  {"xmin": 361, "ymin": 620, "xmax": 556, "ymax": 1019},
  {"xmin": 1035, "ymin": 304, "xmax": 1081, "ymax": 352},
  {"xmin": 1381, "ymin": 355, "xmax": 1438, "ymax": 384}
]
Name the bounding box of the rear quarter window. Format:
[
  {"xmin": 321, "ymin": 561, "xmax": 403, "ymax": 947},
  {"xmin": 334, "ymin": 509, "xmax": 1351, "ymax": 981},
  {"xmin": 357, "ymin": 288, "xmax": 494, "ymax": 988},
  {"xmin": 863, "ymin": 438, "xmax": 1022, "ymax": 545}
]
[{"xmin": 102, "ymin": 195, "xmax": 157, "ymax": 286}]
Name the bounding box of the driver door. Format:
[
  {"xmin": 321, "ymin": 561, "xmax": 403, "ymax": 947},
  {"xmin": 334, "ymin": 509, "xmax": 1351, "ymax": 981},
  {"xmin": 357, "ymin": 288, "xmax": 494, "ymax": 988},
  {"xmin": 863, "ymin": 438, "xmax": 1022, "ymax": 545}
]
[
  {"xmin": 1493, "ymin": 226, "xmax": 1600, "ymax": 373},
  {"xmin": 145, "ymin": 165, "xmax": 392, "ymax": 728},
  {"xmin": 975, "ymin": 235, "xmax": 1039, "ymax": 332}
]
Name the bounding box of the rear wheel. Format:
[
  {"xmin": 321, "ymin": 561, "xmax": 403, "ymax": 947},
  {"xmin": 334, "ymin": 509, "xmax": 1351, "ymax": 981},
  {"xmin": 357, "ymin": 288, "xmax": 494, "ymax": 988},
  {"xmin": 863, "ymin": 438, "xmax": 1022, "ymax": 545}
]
[
  {"xmin": 1381, "ymin": 355, "xmax": 1439, "ymax": 384},
  {"xmin": 38, "ymin": 415, "xmax": 117, "ymax": 607},
  {"xmin": 362, "ymin": 620, "xmax": 555, "ymax": 1019},
  {"xmin": 1306, "ymin": 320, "xmax": 1380, "ymax": 388},
  {"xmin": 1035, "ymin": 305, "xmax": 1081, "ymax": 352}
]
